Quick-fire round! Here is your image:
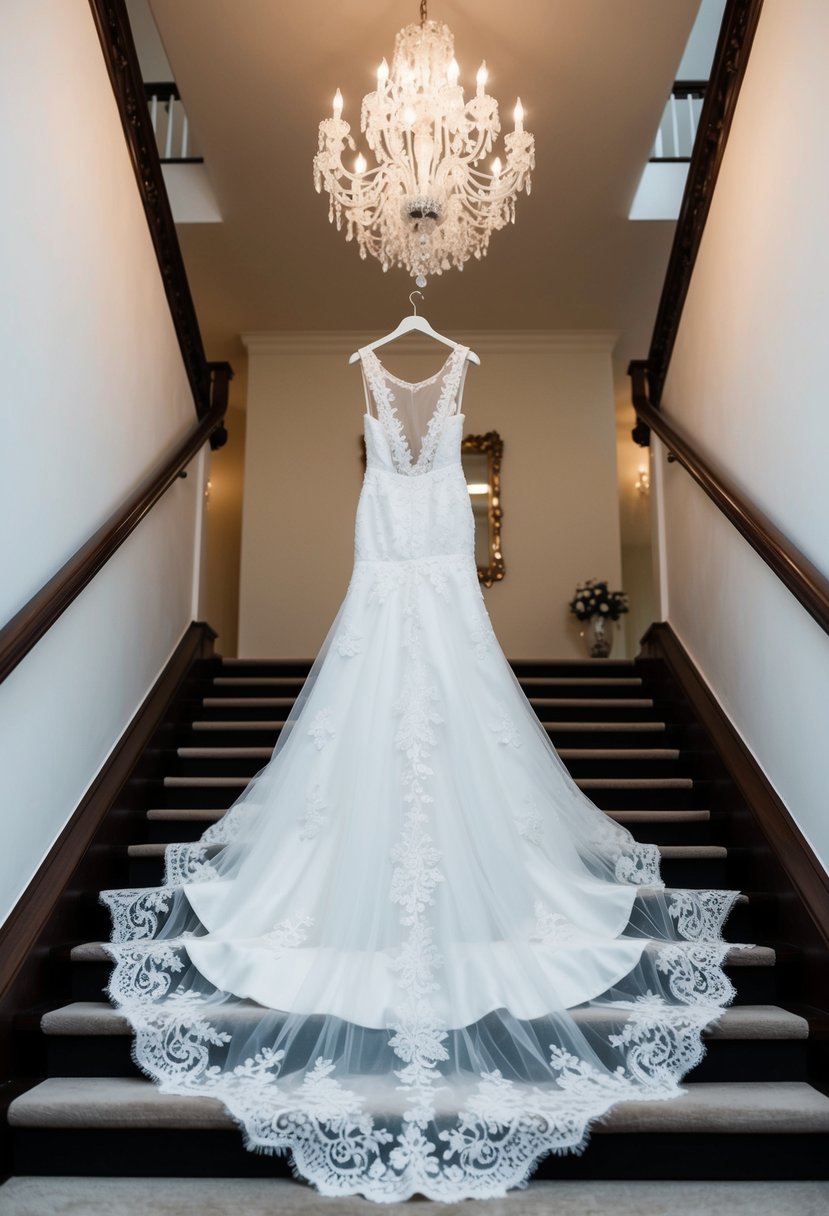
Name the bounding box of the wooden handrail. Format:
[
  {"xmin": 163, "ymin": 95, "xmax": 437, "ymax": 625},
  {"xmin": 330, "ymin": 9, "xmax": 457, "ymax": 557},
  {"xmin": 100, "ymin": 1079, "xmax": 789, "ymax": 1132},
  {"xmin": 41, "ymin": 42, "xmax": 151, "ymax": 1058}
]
[
  {"xmin": 87, "ymin": 0, "xmax": 217, "ymax": 427},
  {"xmin": 0, "ymin": 364, "xmax": 232, "ymax": 686},
  {"xmin": 629, "ymin": 363, "xmax": 829, "ymax": 638},
  {"xmin": 645, "ymin": 0, "xmax": 764, "ymax": 408}
]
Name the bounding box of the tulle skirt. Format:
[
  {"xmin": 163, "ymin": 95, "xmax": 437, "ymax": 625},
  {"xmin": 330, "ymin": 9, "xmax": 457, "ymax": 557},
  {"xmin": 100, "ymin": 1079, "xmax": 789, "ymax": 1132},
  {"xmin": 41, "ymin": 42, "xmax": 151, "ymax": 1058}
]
[{"xmin": 101, "ymin": 554, "xmax": 747, "ymax": 1202}]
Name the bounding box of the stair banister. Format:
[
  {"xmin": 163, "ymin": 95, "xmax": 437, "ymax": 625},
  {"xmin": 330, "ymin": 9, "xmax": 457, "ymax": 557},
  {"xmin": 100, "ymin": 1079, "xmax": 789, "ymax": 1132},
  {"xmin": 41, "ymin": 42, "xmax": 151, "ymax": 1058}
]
[
  {"xmin": 0, "ymin": 0, "xmax": 238, "ymax": 685},
  {"xmin": 629, "ymin": 365, "xmax": 829, "ymax": 639},
  {"xmin": 0, "ymin": 363, "xmax": 232, "ymax": 687},
  {"xmin": 627, "ymin": 0, "xmax": 829, "ymax": 638}
]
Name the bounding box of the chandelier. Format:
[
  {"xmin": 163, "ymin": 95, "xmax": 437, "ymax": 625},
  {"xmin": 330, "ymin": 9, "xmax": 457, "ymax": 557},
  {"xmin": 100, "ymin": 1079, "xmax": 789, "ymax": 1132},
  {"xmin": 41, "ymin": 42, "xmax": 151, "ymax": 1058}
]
[{"xmin": 313, "ymin": 0, "xmax": 535, "ymax": 286}]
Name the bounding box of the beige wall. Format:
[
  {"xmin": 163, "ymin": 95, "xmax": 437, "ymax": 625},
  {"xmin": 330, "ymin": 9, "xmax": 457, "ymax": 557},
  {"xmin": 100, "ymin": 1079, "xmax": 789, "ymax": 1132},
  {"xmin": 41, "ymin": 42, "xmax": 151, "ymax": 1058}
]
[
  {"xmin": 204, "ymin": 404, "xmax": 247, "ymax": 655},
  {"xmin": 621, "ymin": 542, "xmax": 656, "ymax": 654},
  {"xmin": 657, "ymin": 0, "xmax": 829, "ymax": 868},
  {"xmin": 238, "ymin": 333, "xmax": 624, "ymax": 660}
]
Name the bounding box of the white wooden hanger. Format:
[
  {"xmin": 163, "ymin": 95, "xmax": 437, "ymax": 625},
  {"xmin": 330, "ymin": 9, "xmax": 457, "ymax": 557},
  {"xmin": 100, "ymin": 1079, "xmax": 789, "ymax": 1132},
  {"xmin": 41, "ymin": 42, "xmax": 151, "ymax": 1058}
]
[{"xmin": 349, "ymin": 292, "xmax": 480, "ymax": 365}]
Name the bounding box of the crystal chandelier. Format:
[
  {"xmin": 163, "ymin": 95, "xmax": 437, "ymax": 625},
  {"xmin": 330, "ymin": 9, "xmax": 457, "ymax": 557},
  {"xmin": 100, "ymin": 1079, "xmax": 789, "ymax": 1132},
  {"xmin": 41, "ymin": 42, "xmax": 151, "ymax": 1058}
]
[{"xmin": 313, "ymin": 0, "xmax": 535, "ymax": 286}]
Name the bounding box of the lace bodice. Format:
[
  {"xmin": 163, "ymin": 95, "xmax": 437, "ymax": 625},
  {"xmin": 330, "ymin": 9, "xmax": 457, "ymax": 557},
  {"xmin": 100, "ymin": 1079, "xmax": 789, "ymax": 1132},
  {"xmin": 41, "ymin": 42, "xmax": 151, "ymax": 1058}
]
[{"xmin": 356, "ymin": 345, "xmax": 475, "ymax": 563}]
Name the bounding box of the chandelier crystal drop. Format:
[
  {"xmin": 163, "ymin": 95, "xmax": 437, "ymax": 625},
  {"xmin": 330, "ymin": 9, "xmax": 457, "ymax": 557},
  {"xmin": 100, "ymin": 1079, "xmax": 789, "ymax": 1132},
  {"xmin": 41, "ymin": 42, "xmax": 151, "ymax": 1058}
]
[{"xmin": 314, "ymin": 6, "xmax": 535, "ymax": 286}]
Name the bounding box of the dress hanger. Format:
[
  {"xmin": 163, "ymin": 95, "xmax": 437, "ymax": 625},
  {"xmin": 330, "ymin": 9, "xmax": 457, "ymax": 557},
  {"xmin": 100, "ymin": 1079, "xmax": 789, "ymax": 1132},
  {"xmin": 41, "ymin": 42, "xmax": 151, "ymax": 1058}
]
[{"xmin": 348, "ymin": 292, "xmax": 480, "ymax": 365}]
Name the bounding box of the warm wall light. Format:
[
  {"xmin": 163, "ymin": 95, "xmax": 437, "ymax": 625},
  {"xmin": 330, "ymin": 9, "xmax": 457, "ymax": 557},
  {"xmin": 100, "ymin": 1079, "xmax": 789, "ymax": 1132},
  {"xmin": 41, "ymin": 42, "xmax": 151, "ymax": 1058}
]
[{"xmin": 635, "ymin": 464, "xmax": 650, "ymax": 496}]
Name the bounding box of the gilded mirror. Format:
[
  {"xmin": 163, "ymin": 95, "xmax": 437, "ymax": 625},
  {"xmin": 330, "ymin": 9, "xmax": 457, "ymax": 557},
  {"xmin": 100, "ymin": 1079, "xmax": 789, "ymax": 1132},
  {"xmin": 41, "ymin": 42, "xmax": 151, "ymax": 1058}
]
[{"xmin": 461, "ymin": 432, "xmax": 504, "ymax": 587}]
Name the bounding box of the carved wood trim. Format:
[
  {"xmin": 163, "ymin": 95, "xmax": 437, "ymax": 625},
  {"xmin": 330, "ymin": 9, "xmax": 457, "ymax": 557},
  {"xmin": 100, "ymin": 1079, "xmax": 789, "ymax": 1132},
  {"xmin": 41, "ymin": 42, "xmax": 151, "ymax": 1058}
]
[
  {"xmin": 86, "ymin": 0, "xmax": 217, "ymax": 419},
  {"xmin": 646, "ymin": 0, "xmax": 765, "ymax": 406},
  {"xmin": 0, "ymin": 364, "xmax": 231, "ymax": 686},
  {"xmin": 631, "ymin": 387, "xmax": 829, "ymax": 639}
]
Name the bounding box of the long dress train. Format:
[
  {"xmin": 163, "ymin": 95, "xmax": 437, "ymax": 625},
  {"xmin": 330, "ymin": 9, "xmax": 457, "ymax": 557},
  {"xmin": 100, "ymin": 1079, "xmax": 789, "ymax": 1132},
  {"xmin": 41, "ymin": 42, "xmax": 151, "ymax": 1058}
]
[{"xmin": 101, "ymin": 344, "xmax": 748, "ymax": 1202}]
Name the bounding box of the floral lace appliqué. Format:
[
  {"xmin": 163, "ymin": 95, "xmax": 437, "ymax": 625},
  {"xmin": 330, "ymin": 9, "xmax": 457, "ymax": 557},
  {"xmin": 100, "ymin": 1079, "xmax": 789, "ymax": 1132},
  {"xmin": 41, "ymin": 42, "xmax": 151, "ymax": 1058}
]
[
  {"xmin": 514, "ymin": 796, "xmax": 544, "ymax": 845},
  {"xmin": 299, "ymin": 786, "xmax": 328, "ymax": 841},
  {"xmin": 532, "ymin": 899, "xmax": 581, "ymax": 946},
  {"xmin": 335, "ymin": 619, "xmax": 363, "ymax": 657},
  {"xmin": 308, "ymin": 708, "xmax": 335, "ymax": 751},
  {"xmin": 264, "ymin": 912, "xmax": 314, "ymax": 952},
  {"xmin": 490, "ymin": 702, "xmax": 521, "ymax": 748}
]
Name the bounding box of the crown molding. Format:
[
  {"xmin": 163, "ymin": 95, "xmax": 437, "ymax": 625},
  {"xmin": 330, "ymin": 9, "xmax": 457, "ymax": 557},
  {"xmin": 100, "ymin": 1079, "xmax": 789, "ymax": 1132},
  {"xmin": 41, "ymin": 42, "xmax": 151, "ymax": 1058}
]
[{"xmin": 241, "ymin": 330, "xmax": 619, "ymax": 357}]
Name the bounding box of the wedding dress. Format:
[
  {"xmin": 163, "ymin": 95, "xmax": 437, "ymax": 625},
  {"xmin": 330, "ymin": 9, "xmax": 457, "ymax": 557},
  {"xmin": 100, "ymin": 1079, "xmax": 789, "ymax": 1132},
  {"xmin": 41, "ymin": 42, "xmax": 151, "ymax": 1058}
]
[{"xmin": 102, "ymin": 343, "xmax": 746, "ymax": 1202}]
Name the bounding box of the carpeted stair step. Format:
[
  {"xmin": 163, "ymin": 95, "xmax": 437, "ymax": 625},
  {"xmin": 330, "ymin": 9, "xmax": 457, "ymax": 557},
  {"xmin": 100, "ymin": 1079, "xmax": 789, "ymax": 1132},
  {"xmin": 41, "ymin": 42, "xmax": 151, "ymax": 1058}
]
[
  {"xmin": 39, "ymin": 1000, "xmax": 805, "ymax": 1039},
  {"xmin": 191, "ymin": 718, "xmax": 671, "ymax": 734},
  {"xmin": 9, "ymin": 1079, "xmax": 829, "ymax": 1180},
  {"xmin": 158, "ymin": 773, "xmax": 698, "ymax": 811},
  {"xmin": 66, "ymin": 937, "xmax": 774, "ymax": 1004},
  {"xmin": 209, "ymin": 675, "xmax": 651, "ymax": 702},
  {"xmin": 144, "ymin": 805, "xmax": 713, "ymax": 847},
  {"xmin": 197, "ymin": 696, "xmax": 664, "ymax": 724},
  {"xmin": 125, "ymin": 841, "xmax": 728, "ymax": 862},
  {"xmin": 123, "ymin": 840, "xmax": 729, "ymax": 890},
  {"xmin": 218, "ymin": 658, "xmax": 639, "ymax": 678},
  {"xmin": 213, "ymin": 676, "xmax": 646, "ymax": 689},
  {"xmin": 170, "ymin": 745, "xmax": 688, "ymax": 780},
  {"xmin": 38, "ymin": 1002, "xmax": 810, "ymax": 1084},
  {"xmin": 73, "ymin": 900, "xmax": 764, "ymax": 987},
  {"xmin": 574, "ymin": 776, "xmax": 696, "ymax": 810},
  {"xmin": 186, "ymin": 720, "xmax": 682, "ymax": 751},
  {"xmin": 608, "ymin": 808, "xmax": 711, "ymax": 845}
]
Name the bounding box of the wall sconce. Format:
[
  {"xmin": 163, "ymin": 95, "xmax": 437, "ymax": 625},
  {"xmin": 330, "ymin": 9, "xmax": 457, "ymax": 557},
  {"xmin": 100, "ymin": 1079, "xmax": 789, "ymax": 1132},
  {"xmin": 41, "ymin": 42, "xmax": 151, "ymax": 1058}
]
[{"xmin": 635, "ymin": 464, "xmax": 650, "ymax": 496}]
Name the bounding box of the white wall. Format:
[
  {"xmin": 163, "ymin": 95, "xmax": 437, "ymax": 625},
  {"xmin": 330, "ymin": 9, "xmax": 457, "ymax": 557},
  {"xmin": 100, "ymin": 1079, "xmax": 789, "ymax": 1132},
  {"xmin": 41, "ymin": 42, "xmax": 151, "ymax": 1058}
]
[
  {"xmin": 658, "ymin": 0, "xmax": 829, "ymax": 868},
  {"xmin": 239, "ymin": 333, "xmax": 624, "ymax": 660},
  {"xmin": 0, "ymin": 1, "xmax": 205, "ymax": 924}
]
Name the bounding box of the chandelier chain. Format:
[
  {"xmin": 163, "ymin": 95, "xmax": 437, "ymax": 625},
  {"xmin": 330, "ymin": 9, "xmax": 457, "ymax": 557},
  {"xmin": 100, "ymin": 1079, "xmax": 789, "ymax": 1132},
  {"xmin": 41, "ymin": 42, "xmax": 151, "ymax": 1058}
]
[{"xmin": 420, "ymin": 0, "xmax": 427, "ymax": 27}]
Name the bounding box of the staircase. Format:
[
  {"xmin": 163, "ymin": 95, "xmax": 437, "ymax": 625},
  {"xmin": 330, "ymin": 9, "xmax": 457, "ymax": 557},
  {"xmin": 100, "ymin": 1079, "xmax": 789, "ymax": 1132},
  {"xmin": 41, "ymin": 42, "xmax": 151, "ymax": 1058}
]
[{"xmin": 6, "ymin": 656, "xmax": 829, "ymax": 1180}]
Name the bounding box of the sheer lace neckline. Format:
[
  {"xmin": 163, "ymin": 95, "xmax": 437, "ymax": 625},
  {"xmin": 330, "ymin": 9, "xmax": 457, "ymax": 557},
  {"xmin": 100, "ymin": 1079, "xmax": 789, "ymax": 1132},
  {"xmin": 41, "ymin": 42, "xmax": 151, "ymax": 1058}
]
[
  {"xmin": 361, "ymin": 345, "xmax": 468, "ymax": 476},
  {"xmin": 367, "ymin": 348, "xmax": 455, "ymax": 390}
]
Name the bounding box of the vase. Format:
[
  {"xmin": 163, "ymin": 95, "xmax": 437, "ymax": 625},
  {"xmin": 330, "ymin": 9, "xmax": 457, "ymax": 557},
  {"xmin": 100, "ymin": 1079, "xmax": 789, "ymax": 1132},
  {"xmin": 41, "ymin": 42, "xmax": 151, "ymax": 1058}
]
[{"xmin": 584, "ymin": 614, "xmax": 614, "ymax": 659}]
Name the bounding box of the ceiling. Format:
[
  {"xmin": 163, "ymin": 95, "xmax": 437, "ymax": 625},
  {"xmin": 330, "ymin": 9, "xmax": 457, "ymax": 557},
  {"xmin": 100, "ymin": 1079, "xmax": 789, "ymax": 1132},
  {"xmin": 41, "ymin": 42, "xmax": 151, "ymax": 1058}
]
[{"xmin": 146, "ymin": 0, "xmax": 699, "ymax": 382}]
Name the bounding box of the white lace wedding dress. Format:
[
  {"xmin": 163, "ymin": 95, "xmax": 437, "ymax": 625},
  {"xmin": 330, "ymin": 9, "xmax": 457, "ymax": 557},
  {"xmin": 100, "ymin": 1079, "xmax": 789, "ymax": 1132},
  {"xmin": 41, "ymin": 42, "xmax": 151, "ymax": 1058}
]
[{"xmin": 102, "ymin": 344, "xmax": 746, "ymax": 1202}]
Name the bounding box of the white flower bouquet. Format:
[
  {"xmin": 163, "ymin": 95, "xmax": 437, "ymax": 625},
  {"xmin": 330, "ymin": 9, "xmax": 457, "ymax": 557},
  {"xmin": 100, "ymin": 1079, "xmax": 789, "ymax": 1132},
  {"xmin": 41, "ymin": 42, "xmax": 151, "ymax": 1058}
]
[{"xmin": 568, "ymin": 578, "xmax": 629, "ymax": 623}]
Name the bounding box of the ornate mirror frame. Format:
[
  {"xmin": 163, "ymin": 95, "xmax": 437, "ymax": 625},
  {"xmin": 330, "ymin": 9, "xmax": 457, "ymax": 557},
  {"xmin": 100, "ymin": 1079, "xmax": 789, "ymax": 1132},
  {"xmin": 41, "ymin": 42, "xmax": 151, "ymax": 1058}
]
[{"xmin": 462, "ymin": 431, "xmax": 505, "ymax": 588}]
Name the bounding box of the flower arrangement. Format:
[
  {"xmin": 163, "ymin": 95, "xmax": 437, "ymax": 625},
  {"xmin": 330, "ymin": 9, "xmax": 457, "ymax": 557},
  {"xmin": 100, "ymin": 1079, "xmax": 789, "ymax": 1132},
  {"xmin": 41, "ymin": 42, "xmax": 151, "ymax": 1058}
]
[{"xmin": 569, "ymin": 579, "xmax": 630, "ymax": 623}]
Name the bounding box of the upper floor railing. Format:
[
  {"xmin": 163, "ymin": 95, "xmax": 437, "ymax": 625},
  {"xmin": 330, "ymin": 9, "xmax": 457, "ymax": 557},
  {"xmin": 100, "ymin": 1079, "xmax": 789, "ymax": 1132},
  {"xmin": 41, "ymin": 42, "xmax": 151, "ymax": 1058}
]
[
  {"xmin": 144, "ymin": 82, "xmax": 204, "ymax": 164},
  {"xmin": 650, "ymin": 81, "xmax": 707, "ymax": 162},
  {"xmin": 634, "ymin": 0, "xmax": 764, "ymax": 411},
  {"xmin": 90, "ymin": 0, "xmax": 218, "ymax": 420}
]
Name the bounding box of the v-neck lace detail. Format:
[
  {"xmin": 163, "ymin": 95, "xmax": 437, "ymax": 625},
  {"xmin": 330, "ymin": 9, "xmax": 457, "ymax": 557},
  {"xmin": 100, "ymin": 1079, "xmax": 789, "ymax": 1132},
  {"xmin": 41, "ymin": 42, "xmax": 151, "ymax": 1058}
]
[{"xmin": 360, "ymin": 346, "xmax": 468, "ymax": 476}]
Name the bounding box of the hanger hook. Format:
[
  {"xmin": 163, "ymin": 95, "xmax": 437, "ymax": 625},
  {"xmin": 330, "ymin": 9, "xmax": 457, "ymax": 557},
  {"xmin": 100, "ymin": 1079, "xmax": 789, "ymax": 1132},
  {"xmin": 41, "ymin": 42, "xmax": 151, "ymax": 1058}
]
[{"xmin": 409, "ymin": 289, "xmax": 424, "ymax": 316}]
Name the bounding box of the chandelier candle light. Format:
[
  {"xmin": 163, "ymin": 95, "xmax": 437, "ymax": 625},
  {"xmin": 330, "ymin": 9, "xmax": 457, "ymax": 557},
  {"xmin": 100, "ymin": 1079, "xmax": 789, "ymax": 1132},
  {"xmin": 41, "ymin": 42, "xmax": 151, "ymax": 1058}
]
[{"xmin": 314, "ymin": 1, "xmax": 535, "ymax": 285}]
